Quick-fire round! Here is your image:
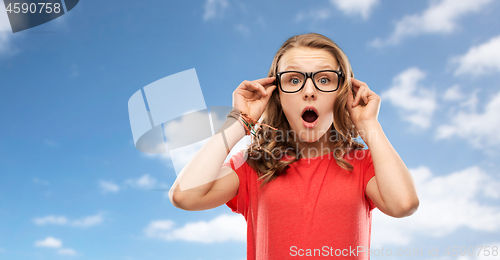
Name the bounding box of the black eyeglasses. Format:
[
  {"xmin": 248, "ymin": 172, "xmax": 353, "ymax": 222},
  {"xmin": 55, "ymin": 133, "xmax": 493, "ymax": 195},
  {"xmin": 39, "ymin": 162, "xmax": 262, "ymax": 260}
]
[{"xmin": 276, "ymin": 70, "xmax": 344, "ymax": 93}]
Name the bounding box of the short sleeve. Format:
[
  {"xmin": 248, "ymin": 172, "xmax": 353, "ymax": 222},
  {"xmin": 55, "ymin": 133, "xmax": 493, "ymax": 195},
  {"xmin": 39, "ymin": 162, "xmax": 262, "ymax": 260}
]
[
  {"xmin": 362, "ymin": 149, "xmax": 377, "ymax": 211},
  {"xmin": 222, "ymin": 152, "xmax": 248, "ymax": 216}
]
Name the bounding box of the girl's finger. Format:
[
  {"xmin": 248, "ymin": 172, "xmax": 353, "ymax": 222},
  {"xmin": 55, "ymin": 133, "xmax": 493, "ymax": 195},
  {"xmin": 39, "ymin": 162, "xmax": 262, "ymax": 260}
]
[
  {"xmin": 347, "ymin": 87, "xmax": 354, "ymax": 104},
  {"xmin": 242, "ymin": 80, "xmax": 262, "ymax": 95},
  {"xmin": 352, "ymin": 87, "xmax": 366, "ymax": 107},
  {"xmin": 254, "ymin": 77, "xmax": 276, "ymax": 86},
  {"xmin": 351, "ymin": 81, "xmax": 360, "ymax": 94},
  {"xmin": 239, "ymin": 88, "xmax": 258, "ymax": 99},
  {"xmin": 351, "ymin": 77, "xmax": 366, "ymax": 88},
  {"xmin": 240, "ymin": 82, "xmax": 261, "ymax": 98},
  {"xmin": 253, "ymin": 81, "xmax": 268, "ymax": 96},
  {"xmin": 262, "ymin": 85, "xmax": 277, "ymax": 102},
  {"xmin": 347, "ymin": 87, "xmax": 355, "ymax": 112},
  {"xmin": 362, "ymin": 89, "xmax": 369, "ymax": 105},
  {"xmin": 264, "ymin": 84, "xmax": 277, "ymax": 96}
]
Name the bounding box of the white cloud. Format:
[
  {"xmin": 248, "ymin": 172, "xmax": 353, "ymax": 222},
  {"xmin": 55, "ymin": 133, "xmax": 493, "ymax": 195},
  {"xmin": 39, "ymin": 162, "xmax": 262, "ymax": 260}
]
[
  {"xmin": 57, "ymin": 248, "xmax": 78, "ymax": 256},
  {"xmin": 459, "ymin": 90, "xmax": 479, "ymax": 111},
  {"xmin": 436, "ymin": 90, "xmax": 500, "ymax": 147},
  {"xmin": 33, "ymin": 215, "xmax": 68, "ymax": 225},
  {"xmin": 330, "ymin": 0, "xmax": 379, "ymax": 19},
  {"xmin": 163, "ymin": 110, "xmax": 213, "ymax": 150},
  {"xmin": 125, "ymin": 174, "xmax": 167, "ymax": 190},
  {"xmin": 99, "ymin": 180, "xmax": 120, "ymax": 193},
  {"xmin": 33, "ymin": 177, "xmax": 50, "ymax": 185},
  {"xmin": 70, "ymin": 213, "xmax": 103, "ymax": 228},
  {"xmin": 34, "ymin": 237, "xmax": 78, "ymax": 256},
  {"xmin": 451, "ymin": 35, "xmax": 500, "ymax": 76},
  {"xmin": 142, "ymin": 146, "xmax": 171, "ymax": 162},
  {"xmin": 381, "ymin": 68, "xmax": 437, "ymax": 129},
  {"xmin": 441, "ymin": 85, "xmax": 480, "ymax": 119},
  {"xmin": 144, "ymin": 219, "xmax": 175, "ymax": 235},
  {"xmin": 235, "ymin": 24, "xmax": 251, "ymax": 37},
  {"xmin": 34, "ymin": 237, "xmax": 62, "ymax": 248},
  {"xmin": 100, "ymin": 174, "xmax": 169, "ymax": 194},
  {"xmin": 203, "ymin": 0, "xmax": 229, "ymax": 21},
  {"xmin": 442, "ymin": 85, "xmax": 464, "ymax": 101},
  {"xmin": 144, "ymin": 214, "xmax": 246, "ymax": 243},
  {"xmin": 295, "ymin": 0, "xmax": 378, "ymax": 23},
  {"xmin": 372, "ymin": 166, "xmax": 500, "ymax": 247},
  {"xmin": 295, "ymin": 9, "xmax": 331, "ymax": 23},
  {"xmin": 33, "ymin": 213, "xmax": 103, "ymax": 228},
  {"xmin": 372, "ymin": 0, "xmax": 494, "ymax": 46}
]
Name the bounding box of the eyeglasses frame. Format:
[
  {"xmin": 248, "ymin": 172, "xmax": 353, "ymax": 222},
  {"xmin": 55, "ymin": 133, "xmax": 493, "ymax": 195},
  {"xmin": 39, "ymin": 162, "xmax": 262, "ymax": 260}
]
[{"xmin": 276, "ymin": 70, "xmax": 344, "ymax": 93}]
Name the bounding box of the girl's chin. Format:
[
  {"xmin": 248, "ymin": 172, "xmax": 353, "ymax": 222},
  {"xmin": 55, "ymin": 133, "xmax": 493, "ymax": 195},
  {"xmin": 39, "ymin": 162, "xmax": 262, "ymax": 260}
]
[
  {"xmin": 287, "ymin": 120, "xmax": 333, "ymax": 141},
  {"xmin": 298, "ymin": 134, "xmax": 323, "ymax": 143}
]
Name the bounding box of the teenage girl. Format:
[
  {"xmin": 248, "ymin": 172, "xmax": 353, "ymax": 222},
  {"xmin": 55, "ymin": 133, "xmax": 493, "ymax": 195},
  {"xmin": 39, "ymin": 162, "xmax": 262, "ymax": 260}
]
[{"xmin": 169, "ymin": 33, "xmax": 419, "ymax": 260}]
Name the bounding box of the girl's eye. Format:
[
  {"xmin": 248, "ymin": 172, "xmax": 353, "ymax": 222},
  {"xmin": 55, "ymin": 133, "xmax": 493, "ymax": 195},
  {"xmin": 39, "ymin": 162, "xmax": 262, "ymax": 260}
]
[
  {"xmin": 291, "ymin": 78, "xmax": 301, "ymax": 85},
  {"xmin": 319, "ymin": 78, "xmax": 330, "ymax": 84}
]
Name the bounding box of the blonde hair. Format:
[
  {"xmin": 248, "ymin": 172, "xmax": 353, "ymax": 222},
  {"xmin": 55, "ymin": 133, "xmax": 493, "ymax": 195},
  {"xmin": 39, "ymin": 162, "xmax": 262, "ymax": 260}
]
[{"xmin": 246, "ymin": 33, "xmax": 364, "ymax": 187}]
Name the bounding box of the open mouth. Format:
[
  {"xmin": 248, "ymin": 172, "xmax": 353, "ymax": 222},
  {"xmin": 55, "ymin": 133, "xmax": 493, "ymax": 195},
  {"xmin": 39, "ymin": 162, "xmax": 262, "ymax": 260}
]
[
  {"xmin": 302, "ymin": 110, "xmax": 318, "ymax": 123},
  {"xmin": 301, "ymin": 107, "xmax": 318, "ymax": 128}
]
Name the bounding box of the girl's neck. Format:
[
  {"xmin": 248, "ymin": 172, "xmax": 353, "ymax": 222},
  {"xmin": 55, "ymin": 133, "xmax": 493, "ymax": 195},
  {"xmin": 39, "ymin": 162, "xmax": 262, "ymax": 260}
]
[{"xmin": 294, "ymin": 131, "xmax": 336, "ymax": 158}]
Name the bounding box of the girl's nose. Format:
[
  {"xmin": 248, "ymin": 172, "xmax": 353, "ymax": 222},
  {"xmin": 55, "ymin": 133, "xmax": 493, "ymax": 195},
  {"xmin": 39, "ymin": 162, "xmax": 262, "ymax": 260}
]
[{"xmin": 302, "ymin": 78, "xmax": 316, "ymax": 99}]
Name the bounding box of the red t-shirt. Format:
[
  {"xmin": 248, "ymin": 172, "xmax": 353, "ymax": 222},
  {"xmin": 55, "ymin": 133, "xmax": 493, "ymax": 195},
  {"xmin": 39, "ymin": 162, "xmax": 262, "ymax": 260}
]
[{"xmin": 224, "ymin": 149, "xmax": 377, "ymax": 260}]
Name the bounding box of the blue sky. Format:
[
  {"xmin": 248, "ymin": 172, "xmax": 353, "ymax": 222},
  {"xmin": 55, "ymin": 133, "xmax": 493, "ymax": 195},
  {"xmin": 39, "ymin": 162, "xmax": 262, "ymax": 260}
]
[{"xmin": 1, "ymin": 0, "xmax": 500, "ymax": 259}]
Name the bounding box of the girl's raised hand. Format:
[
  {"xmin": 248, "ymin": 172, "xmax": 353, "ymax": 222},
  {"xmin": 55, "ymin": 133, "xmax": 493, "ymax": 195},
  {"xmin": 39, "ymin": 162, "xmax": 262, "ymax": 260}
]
[
  {"xmin": 232, "ymin": 77, "xmax": 277, "ymax": 120},
  {"xmin": 346, "ymin": 78, "xmax": 381, "ymax": 130}
]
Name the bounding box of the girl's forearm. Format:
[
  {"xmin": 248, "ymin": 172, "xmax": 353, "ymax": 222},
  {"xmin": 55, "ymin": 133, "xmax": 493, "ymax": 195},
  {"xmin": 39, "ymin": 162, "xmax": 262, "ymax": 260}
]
[
  {"xmin": 358, "ymin": 120, "xmax": 419, "ymax": 215},
  {"xmin": 169, "ymin": 118, "xmax": 245, "ymax": 206}
]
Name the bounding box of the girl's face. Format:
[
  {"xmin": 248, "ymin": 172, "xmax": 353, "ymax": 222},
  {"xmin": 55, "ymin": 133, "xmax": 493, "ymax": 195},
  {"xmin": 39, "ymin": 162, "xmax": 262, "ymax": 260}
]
[{"xmin": 278, "ymin": 47, "xmax": 340, "ymax": 143}]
